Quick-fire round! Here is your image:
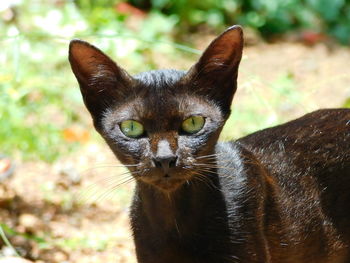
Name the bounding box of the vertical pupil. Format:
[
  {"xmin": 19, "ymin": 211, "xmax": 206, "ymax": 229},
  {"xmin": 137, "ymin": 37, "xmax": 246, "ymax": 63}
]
[
  {"xmin": 191, "ymin": 117, "xmax": 195, "ymax": 126},
  {"xmin": 131, "ymin": 121, "xmax": 134, "ymax": 131}
]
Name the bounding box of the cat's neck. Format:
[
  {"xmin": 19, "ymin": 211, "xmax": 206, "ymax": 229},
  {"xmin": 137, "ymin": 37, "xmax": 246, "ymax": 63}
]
[
  {"xmin": 129, "ymin": 144, "xmax": 273, "ymax": 262},
  {"xmin": 130, "ymin": 143, "xmax": 247, "ymax": 233},
  {"xmin": 131, "ymin": 171, "xmax": 225, "ymax": 235}
]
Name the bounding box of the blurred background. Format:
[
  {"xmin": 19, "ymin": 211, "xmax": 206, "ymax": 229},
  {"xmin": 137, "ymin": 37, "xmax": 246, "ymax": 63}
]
[{"xmin": 0, "ymin": 0, "xmax": 349, "ymax": 262}]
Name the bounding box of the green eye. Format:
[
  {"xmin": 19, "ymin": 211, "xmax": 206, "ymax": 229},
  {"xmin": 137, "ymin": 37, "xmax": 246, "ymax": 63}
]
[
  {"xmin": 120, "ymin": 120, "xmax": 144, "ymax": 138},
  {"xmin": 182, "ymin": 116, "xmax": 205, "ymax": 134}
]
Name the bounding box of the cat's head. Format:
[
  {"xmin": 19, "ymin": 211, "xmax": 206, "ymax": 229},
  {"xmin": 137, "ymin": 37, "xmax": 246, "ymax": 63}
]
[{"xmin": 69, "ymin": 26, "xmax": 243, "ymax": 192}]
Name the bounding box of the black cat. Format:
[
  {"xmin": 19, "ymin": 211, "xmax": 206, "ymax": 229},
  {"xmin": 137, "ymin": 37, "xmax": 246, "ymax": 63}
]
[{"xmin": 69, "ymin": 26, "xmax": 350, "ymax": 263}]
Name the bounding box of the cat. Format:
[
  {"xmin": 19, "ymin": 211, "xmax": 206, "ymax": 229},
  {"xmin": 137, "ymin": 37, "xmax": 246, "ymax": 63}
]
[{"xmin": 68, "ymin": 25, "xmax": 350, "ymax": 263}]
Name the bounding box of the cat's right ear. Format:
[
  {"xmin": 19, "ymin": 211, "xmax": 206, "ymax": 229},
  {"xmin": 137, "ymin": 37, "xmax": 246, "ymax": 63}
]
[
  {"xmin": 69, "ymin": 40, "xmax": 133, "ymax": 127},
  {"xmin": 184, "ymin": 26, "xmax": 243, "ymax": 117}
]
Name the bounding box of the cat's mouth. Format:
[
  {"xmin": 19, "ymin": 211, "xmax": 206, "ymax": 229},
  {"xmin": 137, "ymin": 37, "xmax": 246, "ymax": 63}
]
[
  {"xmin": 139, "ymin": 169, "xmax": 192, "ymax": 192},
  {"xmin": 153, "ymin": 177, "xmax": 186, "ymax": 191}
]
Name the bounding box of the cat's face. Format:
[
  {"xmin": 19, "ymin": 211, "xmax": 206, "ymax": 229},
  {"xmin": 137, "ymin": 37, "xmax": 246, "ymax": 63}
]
[
  {"xmin": 69, "ymin": 26, "xmax": 243, "ymax": 192},
  {"xmin": 100, "ymin": 70, "xmax": 226, "ymax": 191}
]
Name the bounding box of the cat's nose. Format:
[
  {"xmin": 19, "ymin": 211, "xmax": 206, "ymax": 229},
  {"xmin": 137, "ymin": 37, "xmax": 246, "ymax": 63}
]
[{"xmin": 153, "ymin": 155, "xmax": 178, "ymax": 171}]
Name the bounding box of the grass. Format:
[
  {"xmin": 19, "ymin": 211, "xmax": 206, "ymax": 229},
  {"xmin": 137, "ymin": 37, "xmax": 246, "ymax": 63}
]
[
  {"xmin": 0, "ymin": 224, "xmax": 20, "ymax": 257},
  {"xmin": 0, "ymin": 222, "xmax": 110, "ymax": 254}
]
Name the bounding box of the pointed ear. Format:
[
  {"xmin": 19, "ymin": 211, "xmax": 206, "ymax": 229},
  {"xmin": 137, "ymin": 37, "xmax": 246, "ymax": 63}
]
[
  {"xmin": 185, "ymin": 25, "xmax": 243, "ymax": 117},
  {"xmin": 69, "ymin": 39, "xmax": 133, "ymax": 127}
]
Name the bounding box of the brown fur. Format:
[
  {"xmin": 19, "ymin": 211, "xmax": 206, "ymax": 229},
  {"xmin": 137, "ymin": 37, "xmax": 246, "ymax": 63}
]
[{"xmin": 69, "ymin": 26, "xmax": 350, "ymax": 262}]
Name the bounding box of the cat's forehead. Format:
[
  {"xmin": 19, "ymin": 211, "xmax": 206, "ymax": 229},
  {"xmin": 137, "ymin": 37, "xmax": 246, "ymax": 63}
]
[
  {"xmin": 134, "ymin": 69, "xmax": 185, "ymax": 89},
  {"xmin": 129, "ymin": 69, "xmax": 220, "ymax": 118},
  {"xmin": 101, "ymin": 69, "xmax": 223, "ymax": 132},
  {"xmin": 105, "ymin": 93, "xmax": 220, "ymax": 121}
]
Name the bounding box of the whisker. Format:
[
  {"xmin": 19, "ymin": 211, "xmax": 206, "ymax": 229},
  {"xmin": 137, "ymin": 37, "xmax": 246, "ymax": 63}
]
[
  {"xmin": 81, "ymin": 170, "xmax": 132, "ymax": 186},
  {"xmin": 83, "ymin": 176, "xmax": 134, "ymax": 204},
  {"xmin": 104, "ymin": 177, "xmax": 137, "ymax": 201},
  {"xmin": 77, "ymin": 180, "xmax": 128, "ymax": 204},
  {"xmin": 195, "ymin": 159, "xmax": 233, "ymax": 165},
  {"xmin": 183, "ymin": 165, "xmax": 220, "ymax": 177},
  {"xmin": 195, "ymin": 153, "xmax": 225, "ymax": 159},
  {"xmin": 193, "ymin": 163, "xmax": 238, "ymax": 170},
  {"xmin": 182, "ymin": 167, "xmax": 215, "ymax": 188},
  {"xmin": 94, "ymin": 177, "xmax": 135, "ymax": 202},
  {"xmin": 196, "ymin": 152, "xmax": 258, "ymax": 165},
  {"xmin": 196, "ymin": 155, "xmax": 221, "ymax": 159},
  {"xmin": 193, "ymin": 167, "xmax": 216, "ymax": 174},
  {"xmin": 190, "ymin": 172, "xmax": 213, "ymax": 189},
  {"xmin": 78, "ymin": 163, "xmax": 139, "ymax": 175},
  {"xmin": 190, "ymin": 171, "xmax": 223, "ymax": 192},
  {"xmin": 89, "ymin": 162, "xmax": 139, "ymax": 167},
  {"xmin": 76, "ymin": 171, "xmax": 139, "ymax": 203},
  {"xmin": 194, "ymin": 167, "xmax": 238, "ymax": 180}
]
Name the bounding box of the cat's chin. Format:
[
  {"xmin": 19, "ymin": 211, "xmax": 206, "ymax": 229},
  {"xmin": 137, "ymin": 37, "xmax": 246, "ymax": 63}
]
[
  {"xmin": 139, "ymin": 171, "xmax": 191, "ymax": 192},
  {"xmin": 151, "ymin": 178, "xmax": 187, "ymax": 192}
]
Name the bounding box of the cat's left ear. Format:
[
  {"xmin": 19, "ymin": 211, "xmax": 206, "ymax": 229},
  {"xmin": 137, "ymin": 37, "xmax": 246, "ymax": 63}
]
[{"xmin": 185, "ymin": 25, "xmax": 243, "ymax": 117}]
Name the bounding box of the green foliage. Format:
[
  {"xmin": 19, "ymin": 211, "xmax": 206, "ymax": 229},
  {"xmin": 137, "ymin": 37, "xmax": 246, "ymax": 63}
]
[
  {"xmin": 0, "ymin": 0, "xmax": 195, "ymax": 161},
  {"xmin": 0, "ymin": 2, "xmax": 87, "ymax": 161},
  {"xmin": 129, "ymin": 0, "xmax": 350, "ymax": 44},
  {"xmin": 221, "ymin": 73, "xmax": 302, "ymax": 140},
  {"xmin": 1, "ymin": 0, "xmax": 348, "ymax": 162},
  {"xmin": 0, "ymin": 33, "xmax": 80, "ymax": 161}
]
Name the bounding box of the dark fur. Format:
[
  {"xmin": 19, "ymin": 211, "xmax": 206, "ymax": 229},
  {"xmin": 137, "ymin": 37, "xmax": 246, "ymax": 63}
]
[{"xmin": 69, "ymin": 26, "xmax": 350, "ymax": 262}]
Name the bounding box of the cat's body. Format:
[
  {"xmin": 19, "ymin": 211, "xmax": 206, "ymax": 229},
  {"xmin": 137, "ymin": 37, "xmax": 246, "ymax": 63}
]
[
  {"xmin": 131, "ymin": 108, "xmax": 350, "ymax": 263},
  {"xmin": 69, "ymin": 26, "xmax": 350, "ymax": 262}
]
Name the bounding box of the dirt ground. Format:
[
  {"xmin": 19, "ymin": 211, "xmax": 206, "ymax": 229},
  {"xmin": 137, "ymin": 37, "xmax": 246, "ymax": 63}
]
[{"xmin": 1, "ymin": 40, "xmax": 350, "ymax": 263}]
